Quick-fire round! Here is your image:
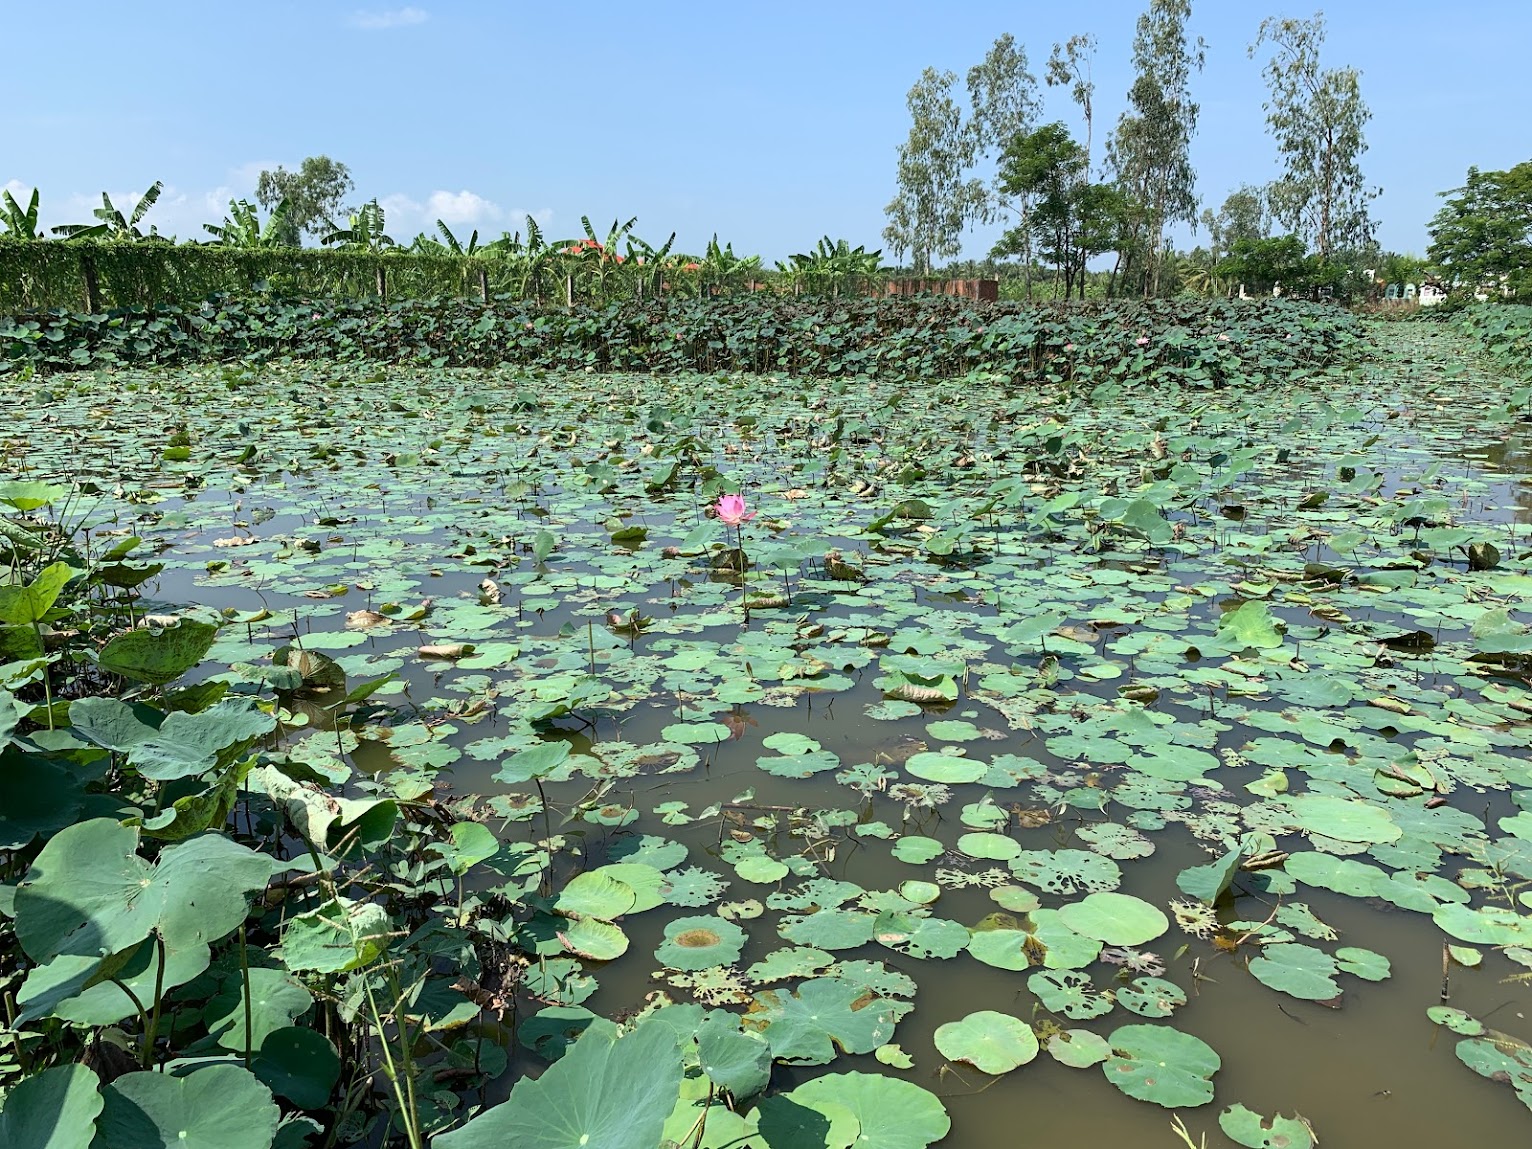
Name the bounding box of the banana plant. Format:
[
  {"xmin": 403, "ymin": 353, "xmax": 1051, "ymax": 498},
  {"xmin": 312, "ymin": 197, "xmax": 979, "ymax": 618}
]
[
  {"xmin": 202, "ymin": 198, "xmax": 294, "ymax": 248},
  {"xmin": 52, "ymin": 181, "xmax": 165, "ymax": 241},
  {"xmin": 562, "ymin": 215, "xmax": 637, "ymax": 303},
  {"xmin": 483, "ymin": 215, "xmax": 560, "ymax": 302},
  {"xmin": 320, "ymin": 199, "xmax": 395, "ymax": 252},
  {"xmin": 700, "ymin": 234, "xmax": 763, "ymax": 295},
  {"xmin": 778, "ymin": 237, "xmax": 883, "ymax": 298},
  {"xmin": 434, "ymin": 219, "xmax": 479, "ymax": 256},
  {"xmin": 1, "ymin": 186, "xmax": 43, "ymax": 238},
  {"xmin": 625, "ymin": 229, "xmax": 678, "ymax": 298}
]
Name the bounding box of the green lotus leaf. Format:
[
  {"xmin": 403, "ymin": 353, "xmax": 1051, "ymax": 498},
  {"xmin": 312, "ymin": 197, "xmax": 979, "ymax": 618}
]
[
  {"xmin": 1027, "ymin": 909, "xmax": 1104, "ymax": 969},
  {"xmin": 1102, "ymin": 1023, "xmax": 1221, "ymax": 1108},
  {"xmin": 555, "ymin": 872, "xmax": 638, "ymax": 921},
  {"xmin": 253, "ymin": 1026, "xmax": 340, "ymax": 1110},
  {"xmin": 900, "ymin": 880, "xmax": 941, "ymax": 905},
  {"xmin": 1176, "ymin": 844, "xmax": 1243, "ymax": 905},
  {"xmin": 1248, "ymin": 943, "xmax": 1341, "ymax": 1002},
  {"xmin": 98, "ymin": 618, "xmax": 219, "ymax": 686},
  {"xmin": 1117, "ymin": 977, "xmax": 1187, "ymax": 1018},
  {"xmin": 204, "ymin": 968, "xmax": 314, "ymax": 1052},
  {"xmin": 753, "ymin": 1095, "xmax": 858, "ymax": 1149},
  {"xmin": 933, "ymin": 1009, "xmax": 1039, "ymax": 1074},
  {"xmin": 965, "ymin": 926, "xmax": 1034, "ymax": 971},
  {"xmin": 695, "ymin": 1011, "xmax": 772, "ymax": 1100},
  {"xmin": 654, "ymin": 915, "xmax": 745, "ymax": 971},
  {"xmin": 0, "ymin": 1063, "xmax": 103, "ymax": 1149},
  {"xmin": 281, "ymin": 898, "xmax": 392, "ymax": 973},
  {"xmin": 558, "ymin": 917, "xmax": 630, "ymax": 962},
  {"xmin": 1281, "ymin": 795, "xmax": 1401, "ymax": 844},
  {"xmin": 780, "ymin": 1072, "xmax": 950, "ymax": 1149},
  {"xmin": 1046, "ymin": 1028, "xmax": 1112, "ymax": 1068},
  {"xmin": 891, "ymin": 836, "xmax": 945, "ymax": 864},
  {"xmin": 1056, "ymin": 892, "xmax": 1169, "ymax": 946},
  {"xmin": 1218, "ymin": 601, "xmax": 1284, "ymax": 649},
  {"xmin": 957, "ymin": 831, "xmax": 1021, "ymax": 860},
  {"xmin": 1028, "ymin": 970, "xmax": 1115, "ymax": 1020},
  {"xmin": 736, "ymin": 855, "xmax": 790, "ymax": 884},
  {"xmin": 1432, "ymin": 903, "xmax": 1531, "ymax": 946},
  {"xmin": 436, "ymin": 1021, "xmax": 683, "ymax": 1149},
  {"xmin": 904, "ymin": 751, "xmax": 984, "ymax": 783},
  {"xmin": 1218, "ymin": 1103, "xmax": 1317, "ymax": 1148},
  {"xmin": 1427, "ymin": 1006, "xmax": 1485, "ymax": 1036},
  {"xmin": 1010, "ymin": 849, "xmax": 1122, "ymax": 896},
  {"xmin": 744, "ymin": 977, "xmax": 907, "ymax": 1065},
  {"xmin": 778, "ymin": 910, "xmax": 877, "ymax": 950},
  {"xmin": 871, "ymin": 911, "xmax": 969, "ymax": 959},
  {"xmin": 95, "ymin": 1065, "xmax": 280, "ymax": 1149}
]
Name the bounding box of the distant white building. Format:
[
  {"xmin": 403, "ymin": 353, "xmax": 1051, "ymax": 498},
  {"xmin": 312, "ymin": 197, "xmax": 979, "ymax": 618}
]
[{"xmin": 1419, "ymin": 283, "xmax": 1447, "ymax": 307}]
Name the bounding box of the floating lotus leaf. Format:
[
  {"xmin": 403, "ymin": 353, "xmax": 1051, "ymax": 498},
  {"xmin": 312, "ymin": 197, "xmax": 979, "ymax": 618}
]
[
  {"xmin": 744, "ymin": 977, "xmax": 908, "ymax": 1065},
  {"xmin": 736, "ymin": 855, "xmax": 790, "ymax": 884},
  {"xmin": 965, "ymin": 923, "xmax": 1034, "ymax": 971},
  {"xmin": 746, "ymin": 946, "xmax": 834, "ymax": 983},
  {"xmin": 1247, "ymin": 943, "xmax": 1341, "ymax": 1002},
  {"xmin": 1281, "ymin": 795, "xmax": 1401, "ymax": 844},
  {"xmin": 661, "ymin": 866, "xmax": 732, "ymax": 908},
  {"xmin": 1282, "ymin": 851, "xmax": 1384, "ymax": 898},
  {"xmin": 900, "ymin": 880, "xmax": 941, "ymax": 905},
  {"xmin": 872, "ymin": 911, "xmax": 968, "ymax": 959},
  {"xmin": 0, "ymin": 1063, "xmax": 103, "ymax": 1149},
  {"xmin": 555, "ymin": 872, "xmax": 638, "ymax": 921},
  {"xmin": 752, "ymin": 1095, "xmax": 858, "ymax": 1149},
  {"xmin": 1102, "ymin": 1023, "xmax": 1220, "ymax": 1108},
  {"xmin": 588, "ymin": 863, "xmax": 665, "ymax": 913},
  {"xmin": 609, "ymin": 835, "xmax": 689, "ymax": 871},
  {"xmin": 558, "ymin": 917, "xmax": 630, "ymax": 962},
  {"xmin": 1427, "ymin": 1006, "xmax": 1485, "ymax": 1036},
  {"xmin": 957, "ymin": 832, "xmax": 1021, "ymax": 860},
  {"xmin": 1027, "ymin": 909, "xmax": 1104, "ymax": 970},
  {"xmin": 891, "ymin": 836, "xmax": 945, "ymax": 864},
  {"xmin": 933, "ymin": 1010, "xmax": 1039, "ymax": 1074},
  {"xmin": 1116, "ymin": 977, "xmax": 1187, "ymax": 1019},
  {"xmin": 1028, "ymin": 970, "xmax": 1115, "ymax": 1020},
  {"xmin": 780, "ymin": 1072, "xmax": 950, "ymax": 1149},
  {"xmin": 1218, "ymin": 1104, "xmax": 1316, "ymax": 1148},
  {"xmin": 437, "ymin": 1021, "xmax": 684, "ymax": 1149},
  {"xmin": 95, "ymin": 1066, "xmax": 280, "ymax": 1149},
  {"xmin": 1218, "ymin": 601, "xmax": 1284, "ymax": 649},
  {"xmin": 778, "ymin": 910, "xmax": 876, "ymax": 950},
  {"xmin": 989, "ymin": 885, "xmax": 1041, "ymax": 913},
  {"xmin": 1077, "ymin": 822, "xmax": 1155, "ymax": 860},
  {"xmin": 655, "ymin": 916, "xmax": 745, "ymax": 971},
  {"xmin": 1056, "ymin": 892, "xmax": 1169, "ymax": 946},
  {"xmin": 876, "ymin": 1043, "xmax": 915, "ymax": 1069},
  {"xmin": 1047, "ymin": 1028, "xmax": 1112, "ymax": 1068},
  {"xmin": 98, "ymin": 618, "xmax": 219, "ymax": 685},
  {"xmin": 904, "ymin": 751, "xmax": 984, "ymax": 783},
  {"xmin": 1453, "ymin": 1036, "xmax": 1532, "ymax": 1114},
  {"xmin": 1432, "ymin": 903, "xmax": 1531, "ymax": 946},
  {"xmin": 1335, "ymin": 946, "xmax": 1390, "ymax": 981},
  {"xmin": 1009, "ymin": 849, "xmax": 1122, "ymax": 896}
]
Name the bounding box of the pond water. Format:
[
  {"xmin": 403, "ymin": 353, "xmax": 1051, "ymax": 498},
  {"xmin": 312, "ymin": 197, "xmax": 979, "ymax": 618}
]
[{"xmin": 12, "ymin": 321, "xmax": 1532, "ymax": 1145}]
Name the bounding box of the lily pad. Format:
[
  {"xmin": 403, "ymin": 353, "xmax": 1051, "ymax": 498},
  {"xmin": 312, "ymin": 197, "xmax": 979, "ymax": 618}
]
[
  {"xmin": 1102, "ymin": 1023, "xmax": 1221, "ymax": 1108},
  {"xmin": 655, "ymin": 916, "xmax": 746, "ymax": 971},
  {"xmin": 933, "ymin": 1010, "xmax": 1039, "ymax": 1074},
  {"xmin": 1056, "ymin": 892, "xmax": 1169, "ymax": 946}
]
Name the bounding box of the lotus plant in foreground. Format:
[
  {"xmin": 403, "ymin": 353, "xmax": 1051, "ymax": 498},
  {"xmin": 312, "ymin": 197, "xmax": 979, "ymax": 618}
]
[{"xmin": 715, "ymin": 492, "xmax": 755, "ymax": 618}]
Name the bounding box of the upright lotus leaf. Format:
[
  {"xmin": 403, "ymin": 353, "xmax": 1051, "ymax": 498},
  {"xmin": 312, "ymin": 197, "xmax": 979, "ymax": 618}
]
[
  {"xmin": 695, "ymin": 1011, "xmax": 773, "ymax": 1099},
  {"xmin": 1176, "ymin": 844, "xmax": 1243, "ymax": 905},
  {"xmin": 1218, "ymin": 1103, "xmax": 1317, "ymax": 1148},
  {"xmin": 1057, "ymin": 892, "xmax": 1169, "ymax": 946},
  {"xmin": 557, "ymin": 917, "xmax": 629, "ymax": 962},
  {"xmin": 782, "ymin": 1073, "xmax": 950, "ymax": 1149},
  {"xmin": 435, "ymin": 1021, "xmax": 684, "ymax": 1149},
  {"xmin": 98, "ymin": 618, "xmax": 219, "ymax": 685},
  {"xmin": 933, "ymin": 1010, "xmax": 1039, "ymax": 1074},
  {"xmin": 432, "ymin": 821, "xmax": 500, "ymax": 876},
  {"xmin": 655, "ymin": 915, "xmax": 746, "ymax": 970},
  {"xmin": 494, "ymin": 741, "xmax": 571, "ymax": 783},
  {"xmin": 252, "ymin": 1026, "xmax": 341, "ymax": 1110},
  {"xmin": 280, "ymin": 898, "xmax": 392, "ymax": 973},
  {"xmin": 753, "ymin": 1095, "xmax": 858, "ymax": 1149},
  {"xmin": 0, "ymin": 1063, "xmax": 103, "ymax": 1149},
  {"xmin": 122, "ymin": 699, "xmax": 276, "ymax": 782},
  {"xmin": 94, "ymin": 1065, "xmax": 280, "ymax": 1149},
  {"xmin": 0, "ymin": 562, "xmax": 76, "ymax": 625},
  {"xmin": 1102, "ymin": 1023, "xmax": 1221, "ymax": 1108},
  {"xmin": 0, "ymin": 480, "xmax": 69, "ymax": 512},
  {"xmin": 555, "ymin": 871, "xmax": 637, "ymax": 921},
  {"xmin": 204, "ymin": 968, "xmax": 315, "ymax": 1052},
  {"xmin": 744, "ymin": 977, "xmax": 907, "ymax": 1065},
  {"xmin": 0, "ymin": 748, "xmax": 83, "ymax": 849},
  {"xmin": 15, "ymin": 820, "xmax": 273, "ymax": 963}
]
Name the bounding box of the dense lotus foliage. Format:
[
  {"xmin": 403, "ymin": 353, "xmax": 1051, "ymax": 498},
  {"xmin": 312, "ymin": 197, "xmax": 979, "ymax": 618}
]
[{"xmin": 0, "ymin": 301, "xmax": 1529, "ymax": 1147}]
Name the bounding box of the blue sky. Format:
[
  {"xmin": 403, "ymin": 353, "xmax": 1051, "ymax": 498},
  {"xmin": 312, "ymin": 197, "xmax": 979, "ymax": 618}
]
[{"xmin": 6, "ymin": 1, "xmax": 1526, "ymax": 263}]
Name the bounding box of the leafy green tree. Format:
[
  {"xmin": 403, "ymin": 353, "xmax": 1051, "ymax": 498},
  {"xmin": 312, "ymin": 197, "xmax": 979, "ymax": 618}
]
[
  {"xmin": 255, "ymin": 156, "xmax": 354, "ymax": 245},
  {"xmin": 1106, "ymin": 0, "xmax": 1205, "ymax": 297},
  {"xmin": 1, "ymin": 186, "xmax": 43, "ymax": 238},
  {"xmin": 1427, "ymin": 161, "xmax": 1532, "ymax": 299},
  {"xmin": 966, "ymin": 34, "xmax": 1041, "ymax": 214},
  {"xmin": 203, "ymin": 198, "xmax": 294, "ymax": 248},
  {"xmin": 883, "ymin": 68, "xmax": 985, "ymax": 274},
  {"xmin": 1249, "ymin": 13, "xmax": 1377, "ymax": 260},
  {"xmin": 1216, "ymin": 234, "xmax": 1308, "ymax": 295}
]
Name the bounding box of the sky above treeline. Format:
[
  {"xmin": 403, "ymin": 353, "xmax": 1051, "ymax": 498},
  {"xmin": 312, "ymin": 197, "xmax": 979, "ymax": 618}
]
[{"xmin": 7, "ymin": 1, "xmax": 1526, "ymax": 263}]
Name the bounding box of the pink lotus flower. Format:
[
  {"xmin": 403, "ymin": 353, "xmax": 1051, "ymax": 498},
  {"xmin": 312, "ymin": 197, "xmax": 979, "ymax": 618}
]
[
  {"xmin": 1064, "ymin": 343, "xmax": 1075, "ymax": 352},
  {"xmin": 715, "ymin": 493, "xmax": 756, "ymax": 526},
  {"xmin": 1136, "ymin": 336, "xmax": 1150, "ymax": 346}
]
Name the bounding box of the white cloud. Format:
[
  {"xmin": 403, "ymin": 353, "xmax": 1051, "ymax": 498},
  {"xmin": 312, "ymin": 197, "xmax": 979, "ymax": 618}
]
[
  {"xmin": 349, "ymin": 7, "xmax": 427, "ymax": 30},
  {"xmin": 426, "ymin": 189, "xmax": 500, "ymax": 226}
]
